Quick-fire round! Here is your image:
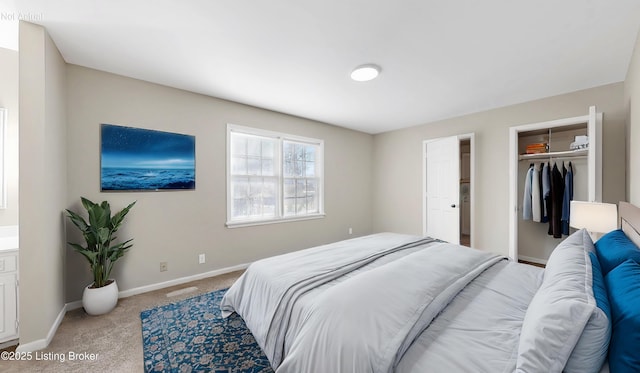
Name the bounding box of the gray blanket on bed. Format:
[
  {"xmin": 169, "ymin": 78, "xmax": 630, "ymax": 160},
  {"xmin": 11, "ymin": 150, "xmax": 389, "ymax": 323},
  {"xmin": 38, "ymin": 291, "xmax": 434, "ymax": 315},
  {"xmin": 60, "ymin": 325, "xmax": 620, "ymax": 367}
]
[{"xmin": 221, "ymin": 233, "xmax": 502, "ymax": 373}]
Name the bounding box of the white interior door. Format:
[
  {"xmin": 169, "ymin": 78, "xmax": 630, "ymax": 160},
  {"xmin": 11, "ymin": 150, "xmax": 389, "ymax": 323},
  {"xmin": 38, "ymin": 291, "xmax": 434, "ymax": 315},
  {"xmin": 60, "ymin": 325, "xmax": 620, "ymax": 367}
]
[{"xmin": 425, "ymin": 136, "xmax": 460, "ymax": 243}]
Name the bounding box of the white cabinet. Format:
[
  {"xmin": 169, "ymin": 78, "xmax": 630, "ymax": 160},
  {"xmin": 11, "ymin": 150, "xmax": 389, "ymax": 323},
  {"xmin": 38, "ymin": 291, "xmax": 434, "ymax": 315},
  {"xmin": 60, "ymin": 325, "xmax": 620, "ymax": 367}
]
[{"xmin": 0, "ymin": 250, "xmax": 18, "ymax": 342}]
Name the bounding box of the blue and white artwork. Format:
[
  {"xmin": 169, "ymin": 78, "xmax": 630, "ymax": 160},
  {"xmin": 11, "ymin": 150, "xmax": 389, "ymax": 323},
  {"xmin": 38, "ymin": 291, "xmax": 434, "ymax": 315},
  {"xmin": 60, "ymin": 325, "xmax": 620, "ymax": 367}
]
[{"xmin": 101, "ymin": 124, "xmax": 196, "ymax": 191}]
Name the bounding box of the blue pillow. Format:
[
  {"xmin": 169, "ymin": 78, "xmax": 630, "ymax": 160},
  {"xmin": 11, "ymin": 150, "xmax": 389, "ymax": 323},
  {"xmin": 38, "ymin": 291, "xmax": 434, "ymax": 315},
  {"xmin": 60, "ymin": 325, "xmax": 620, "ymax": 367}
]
[
  {"xmin": 595, "ymin": 229, "xmax": 640, "ymax": 274},
  {"xmin": 589, "ymin": 252, "xmax": 611, "ymax": 317},
  {"xmin": 605, "ymin": 259, "xmax": 640, "ymax": 373}
]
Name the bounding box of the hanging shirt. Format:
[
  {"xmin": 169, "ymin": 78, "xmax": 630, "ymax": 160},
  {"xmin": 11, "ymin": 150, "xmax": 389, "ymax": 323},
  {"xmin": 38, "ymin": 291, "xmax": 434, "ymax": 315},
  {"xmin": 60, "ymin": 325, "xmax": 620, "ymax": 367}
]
[
  {"xmin": 538, "ymin": 162, "xmax": 544, "ymax": 222},
  {"xmin": 522, "ymin": 165, "xmax": 534, "ymax": 220},
  {"xmin": 541, "ymin": 163, "xmax": 550, "ymax": 223},
  {"xmin": 561, "ymin": 162, "xmax": 574, "ymax": 235},
  {"xmin": 532, "ymin": 164, "xmax": 541, "ymax": 222}
]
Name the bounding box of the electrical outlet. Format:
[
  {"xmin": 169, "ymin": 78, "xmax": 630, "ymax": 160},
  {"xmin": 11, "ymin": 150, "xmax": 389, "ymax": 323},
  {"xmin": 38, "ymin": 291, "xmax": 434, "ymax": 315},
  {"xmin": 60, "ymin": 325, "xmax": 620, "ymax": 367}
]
[
  {"xmin": 348, "ymin": 227, "xmax": 353, "ymax": 235},
  {"xmin": 199, "ymin": 254, "xmax": 205, "ymax": 264},
  {"xmin": 160, "ymin": 262, "xmax": 168, "ymax": 272}
]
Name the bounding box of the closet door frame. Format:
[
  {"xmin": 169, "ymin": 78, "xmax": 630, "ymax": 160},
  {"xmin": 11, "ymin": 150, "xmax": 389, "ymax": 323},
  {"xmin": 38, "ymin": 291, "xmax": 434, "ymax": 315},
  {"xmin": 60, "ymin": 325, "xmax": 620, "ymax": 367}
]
[{"xmin": 508, "ymin": 106, "xmax": 602, "ymax": 261}]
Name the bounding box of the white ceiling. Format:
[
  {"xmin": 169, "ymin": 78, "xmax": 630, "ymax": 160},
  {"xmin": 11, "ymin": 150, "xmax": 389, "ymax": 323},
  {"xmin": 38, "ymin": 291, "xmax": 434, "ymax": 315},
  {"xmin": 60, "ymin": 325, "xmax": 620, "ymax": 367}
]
[{"xmin": 1, "ymin": 0, "xmax": 639, "ymax": 134}]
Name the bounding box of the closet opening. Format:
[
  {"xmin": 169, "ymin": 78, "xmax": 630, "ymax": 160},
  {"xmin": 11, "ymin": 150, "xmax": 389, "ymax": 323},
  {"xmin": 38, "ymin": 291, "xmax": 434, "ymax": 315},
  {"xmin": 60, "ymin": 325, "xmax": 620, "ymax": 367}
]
[
  {"xmin": 508, "ymin": 106, "xmax": 602, "ymax": 264},
  {"xmin": 460, "ymin": 139, "xmax": 471, "ymax": 247}
]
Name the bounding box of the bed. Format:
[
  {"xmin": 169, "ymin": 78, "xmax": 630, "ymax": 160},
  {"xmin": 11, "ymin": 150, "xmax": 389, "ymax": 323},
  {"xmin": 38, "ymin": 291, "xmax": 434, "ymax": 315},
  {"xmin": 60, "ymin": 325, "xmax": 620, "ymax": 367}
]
[{"xmin": 220, "ymin": 201, "xmax": 640, "ymax": 373}]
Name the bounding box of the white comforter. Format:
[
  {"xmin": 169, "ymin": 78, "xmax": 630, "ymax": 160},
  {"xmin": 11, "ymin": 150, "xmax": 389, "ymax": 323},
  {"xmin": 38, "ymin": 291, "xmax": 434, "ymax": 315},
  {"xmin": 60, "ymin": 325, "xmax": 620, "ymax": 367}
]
[
  {"xmin": 397, "ymin": 259, "xmax": 542, "ymax": 373},
  {"xmin": 220, "ymin": 233, "xmax": 504, "ymax": 373}
]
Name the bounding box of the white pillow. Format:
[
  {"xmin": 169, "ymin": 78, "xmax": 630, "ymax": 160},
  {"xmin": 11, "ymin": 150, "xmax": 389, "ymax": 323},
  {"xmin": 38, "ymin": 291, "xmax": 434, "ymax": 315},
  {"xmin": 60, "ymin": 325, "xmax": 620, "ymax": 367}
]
[
  {"xmin": 564, "ymin": 230, "xmax": 611, "ymax": 373},
  {"xmin": 516, "ymin": 229, "xmax": 596, "ymax": 373}
]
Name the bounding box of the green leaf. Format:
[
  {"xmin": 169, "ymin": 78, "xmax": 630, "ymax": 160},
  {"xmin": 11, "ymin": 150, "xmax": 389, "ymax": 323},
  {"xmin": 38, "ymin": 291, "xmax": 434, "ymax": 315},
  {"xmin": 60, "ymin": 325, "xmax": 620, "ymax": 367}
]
[
  {"xmin": 110, "ymin": 201, "xmax": 136, "ymax": 231},
  {"xmin": 88, "ymin": 204, "xmax": 109, "ymax": 229},
  {"xmin": 68, "ymin": 243, "xmax": 98, "ymax": 264},
  {"xmin": 96, "ymin": 227, "xmax": 110, "ymax": 245},
  {"xmin": 80, "ymin": 197, "xmax": 97, "ymax": 212},
  {"xmin": 65, "ymin": 209, "xmax": 89, "ymax": 232}
]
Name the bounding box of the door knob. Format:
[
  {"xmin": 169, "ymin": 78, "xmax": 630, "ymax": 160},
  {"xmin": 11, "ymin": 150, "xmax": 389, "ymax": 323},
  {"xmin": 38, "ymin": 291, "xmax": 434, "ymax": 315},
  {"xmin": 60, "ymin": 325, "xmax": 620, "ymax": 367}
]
[{"xmin": 451, "ymin": 204, "xmax": 457, "ymax": 208}]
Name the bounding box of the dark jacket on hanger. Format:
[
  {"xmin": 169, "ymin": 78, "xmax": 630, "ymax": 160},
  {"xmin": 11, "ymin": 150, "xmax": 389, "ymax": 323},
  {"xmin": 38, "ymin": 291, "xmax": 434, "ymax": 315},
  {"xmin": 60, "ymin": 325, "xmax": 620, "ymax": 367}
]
[
  {"xmin": 548, "ymin": 163, "xmax": 565, "ymax": 238},
  {"xmin": 541, "ymin": 163, "xmax": 550, "ymax": 223},
  {"xmin": 561, "ymin": 162, "xmax": 574, "ymax": 235}
]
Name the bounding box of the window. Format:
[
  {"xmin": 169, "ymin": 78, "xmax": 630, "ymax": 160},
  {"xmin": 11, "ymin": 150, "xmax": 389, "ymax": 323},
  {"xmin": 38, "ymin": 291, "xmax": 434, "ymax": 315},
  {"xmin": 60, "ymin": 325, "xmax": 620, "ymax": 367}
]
[{"xmin": 227, "ymin": 124, "xmax": 324, "ymax": 227}]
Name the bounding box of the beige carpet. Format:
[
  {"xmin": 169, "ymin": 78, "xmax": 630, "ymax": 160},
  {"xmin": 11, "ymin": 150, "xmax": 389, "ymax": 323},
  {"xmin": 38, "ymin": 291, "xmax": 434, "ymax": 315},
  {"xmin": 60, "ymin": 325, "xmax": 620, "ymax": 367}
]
[{"xmin": 1, "ymin": 270, "xmax": 243, "ymax": 373}]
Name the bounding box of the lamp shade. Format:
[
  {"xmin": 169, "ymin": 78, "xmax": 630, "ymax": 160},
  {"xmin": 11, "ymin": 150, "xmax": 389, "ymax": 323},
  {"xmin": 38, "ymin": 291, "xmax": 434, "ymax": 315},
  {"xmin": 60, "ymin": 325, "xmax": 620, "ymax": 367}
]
[{"xmin": 569, "ymin": 201, "xmax": 618, "ymax": 234}]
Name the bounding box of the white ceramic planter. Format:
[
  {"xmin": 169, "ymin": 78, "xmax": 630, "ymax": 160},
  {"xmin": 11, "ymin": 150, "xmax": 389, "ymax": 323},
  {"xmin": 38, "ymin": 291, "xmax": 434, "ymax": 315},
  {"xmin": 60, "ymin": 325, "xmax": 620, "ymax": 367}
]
[{"xmin": 82, "ymin": 279, "xmax": 119, "ymax": 316}]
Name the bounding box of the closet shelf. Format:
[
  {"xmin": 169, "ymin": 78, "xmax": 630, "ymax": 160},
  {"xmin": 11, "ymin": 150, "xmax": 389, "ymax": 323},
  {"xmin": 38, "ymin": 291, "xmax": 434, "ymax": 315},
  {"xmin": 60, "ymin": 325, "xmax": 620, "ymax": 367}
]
[{"xmin": 518, "ymin": 148, "xmax": 588, "ymax": 161}]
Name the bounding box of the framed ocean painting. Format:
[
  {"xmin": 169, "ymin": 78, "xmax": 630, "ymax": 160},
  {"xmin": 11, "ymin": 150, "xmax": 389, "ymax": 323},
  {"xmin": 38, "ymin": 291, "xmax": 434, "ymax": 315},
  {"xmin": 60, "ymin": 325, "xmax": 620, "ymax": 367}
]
[{"xmin": 100, "ymin": 124, "xmax": 196, "ymax": 191}]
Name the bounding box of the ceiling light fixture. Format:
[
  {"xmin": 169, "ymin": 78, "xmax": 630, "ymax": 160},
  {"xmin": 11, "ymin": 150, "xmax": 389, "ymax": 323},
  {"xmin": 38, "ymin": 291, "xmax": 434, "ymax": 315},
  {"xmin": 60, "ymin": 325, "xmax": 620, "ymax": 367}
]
[{"xmin": 350, "ymin": 64, "xmax": 381, "ymax": 82}]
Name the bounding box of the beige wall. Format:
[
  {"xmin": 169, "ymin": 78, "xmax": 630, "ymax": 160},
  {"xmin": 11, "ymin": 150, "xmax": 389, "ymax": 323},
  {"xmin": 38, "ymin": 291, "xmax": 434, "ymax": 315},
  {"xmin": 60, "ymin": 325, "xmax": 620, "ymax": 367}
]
[
  {"xmin": 625, "ymin": 29, "xmax": 640, "ymax": 205},
  {"xmin": 0, "ymin": 48, "xmax": 19, "ymax": 226},
  {"xmin": 65, "ymin": 65, "xmax": 374, "ymax": 302},
  {"xmin": 372, "ymin": 83, "xmax": 626, "ymax": 256},
  {"xmin": 18, "ymin": 22, "xmax": 68, "ymax": 347}
]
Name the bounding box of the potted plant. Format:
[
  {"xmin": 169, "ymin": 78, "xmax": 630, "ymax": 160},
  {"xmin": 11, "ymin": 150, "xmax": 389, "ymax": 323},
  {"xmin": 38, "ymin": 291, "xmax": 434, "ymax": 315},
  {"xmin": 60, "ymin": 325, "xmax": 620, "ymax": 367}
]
[{"xmin": 65, "ymin": 197, "xmax": 136, "ymax": 315}]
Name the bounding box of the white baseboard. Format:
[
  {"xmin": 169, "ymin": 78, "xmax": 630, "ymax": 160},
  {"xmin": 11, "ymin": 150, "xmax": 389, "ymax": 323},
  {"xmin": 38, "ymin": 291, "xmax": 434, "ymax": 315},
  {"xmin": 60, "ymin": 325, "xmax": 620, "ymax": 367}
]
[
  {"xmin": 65, "ymin": 263, "xmax": 250, "ymax": 311},
  {"xmin": 18, "ymin": 263, "xmax": 250, "ymax": 349},
  {"xmin": 16, "ymin": 303, "xmax": 66, "ymax": 353},
  {"xmin": 0, "ymin": 339, "xmax": 18, "ymax": 350},
  {"xmin": 65, "ymin": 300, "xmax": 82, "ymax": 311},
  {"xmin": 518, "ymin": 255, "xmax": 548, "ymax": 265}
]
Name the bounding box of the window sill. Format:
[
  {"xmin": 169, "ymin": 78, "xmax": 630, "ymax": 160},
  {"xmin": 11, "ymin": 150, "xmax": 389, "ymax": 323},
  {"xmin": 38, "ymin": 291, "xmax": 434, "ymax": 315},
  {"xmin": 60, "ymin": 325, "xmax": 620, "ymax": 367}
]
[{"xmin": 226, "ymin": 214, "xmax": 326, "ymax": 229}]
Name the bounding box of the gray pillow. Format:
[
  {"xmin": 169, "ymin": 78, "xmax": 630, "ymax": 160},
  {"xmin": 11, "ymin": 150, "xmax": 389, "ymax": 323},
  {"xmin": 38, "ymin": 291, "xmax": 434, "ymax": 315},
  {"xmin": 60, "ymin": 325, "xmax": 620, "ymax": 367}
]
[
  {"xmin": 516, "ymin": 229, "xmax": 597, "ymax": 373},
  {"xmin": 564, "ymin": 230, "xmax": 611, "ymax": 373}
]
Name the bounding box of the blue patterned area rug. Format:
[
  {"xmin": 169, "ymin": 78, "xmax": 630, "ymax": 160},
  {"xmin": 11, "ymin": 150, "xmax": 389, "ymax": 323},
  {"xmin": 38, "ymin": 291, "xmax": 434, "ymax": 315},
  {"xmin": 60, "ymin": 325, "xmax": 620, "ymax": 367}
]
[{"xmin": 140, "ymin": 288, "xmax": 274, "ymax": 373}]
